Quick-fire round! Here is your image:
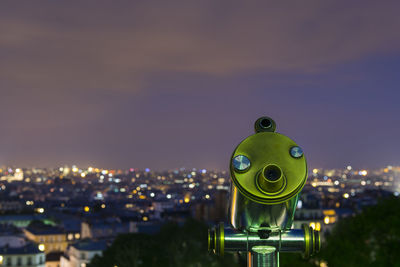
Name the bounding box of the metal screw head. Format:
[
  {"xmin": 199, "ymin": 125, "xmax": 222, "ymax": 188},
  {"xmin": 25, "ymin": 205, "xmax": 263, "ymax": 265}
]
[
  {"xmin": 232, "ymin": 155, "xmax": 251, "ymax": 171},
  {"xmin": 290, "ymin": 146, "xmax": 303, "ymax": 158}
]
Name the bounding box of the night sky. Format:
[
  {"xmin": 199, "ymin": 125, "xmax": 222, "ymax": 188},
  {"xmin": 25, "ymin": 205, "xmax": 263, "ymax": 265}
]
[{"xmin": 1, "ymin": 1, "xmax": 400, "ymax": 170}]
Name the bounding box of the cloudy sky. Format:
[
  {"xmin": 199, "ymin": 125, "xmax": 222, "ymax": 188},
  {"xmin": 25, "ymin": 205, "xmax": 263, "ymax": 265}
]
[{"xmin": 1, "ymin": 1, "xmax": 400, "ymax": 170}]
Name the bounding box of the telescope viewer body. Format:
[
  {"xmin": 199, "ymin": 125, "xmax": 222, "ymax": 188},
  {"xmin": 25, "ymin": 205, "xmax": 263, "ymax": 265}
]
[{"xmin": 208, "ymin": 117, "xmax": 320, "ymax": 266}]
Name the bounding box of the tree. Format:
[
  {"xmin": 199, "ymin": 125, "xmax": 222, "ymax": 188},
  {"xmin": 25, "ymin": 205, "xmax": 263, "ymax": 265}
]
[
  {"xmin": 88, "ymin": 219, "xmax": 239, "ymax": 267},
  {"xmin": 317, "ymin": 196, "xmax": 400, "ymax": 267},
  {"xmin": 89, "ymin": 197, "xmax": 400, "ymax": 267}
]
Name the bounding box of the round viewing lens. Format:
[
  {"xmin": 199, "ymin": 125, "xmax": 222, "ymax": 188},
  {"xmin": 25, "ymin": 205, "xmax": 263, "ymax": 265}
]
[
  {"xmin": 260, "ymin": 118, "xmax": 272, "ymax": 129},
  {"xmin": 264, "ymin": 165, "xmax": 281, "ymax": 181}
]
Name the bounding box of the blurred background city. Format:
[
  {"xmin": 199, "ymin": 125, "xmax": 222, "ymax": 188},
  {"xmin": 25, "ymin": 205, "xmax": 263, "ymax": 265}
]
[
  {"xmin": 0, "ymin": 165, "xmax": 399, "ymax": 266},
  {"xmin": 1, "ymin": 1, "xmax": 400, "ymax": 267}
]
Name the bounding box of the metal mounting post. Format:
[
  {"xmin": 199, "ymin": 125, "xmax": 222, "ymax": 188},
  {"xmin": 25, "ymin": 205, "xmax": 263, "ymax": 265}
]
[{"xmin": 248, "ymin": 246, "xmax": 278, "ymax": 267}]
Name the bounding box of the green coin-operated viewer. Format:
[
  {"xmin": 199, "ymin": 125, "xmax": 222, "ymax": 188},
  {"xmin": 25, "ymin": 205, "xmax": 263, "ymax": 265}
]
[{"xmin": 208, "ymin": 116, "xmax": 320, "ymax": 267}]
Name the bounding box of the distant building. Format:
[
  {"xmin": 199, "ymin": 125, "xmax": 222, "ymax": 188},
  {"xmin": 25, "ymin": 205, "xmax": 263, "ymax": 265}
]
[
  {"xmin": 81, "ymin": 219, "xmax": 130, "ymax": 239},
  {"xmin": 153, "ymin": 201, "xmax": 174, "ymax": 219},
  {"xmin": 0, "ymin": 236, "xmax": 45, "ymax": 267},
  {"xmin": 24, "ymin": 225, "xmax": 68, "ymax": 254},
  {"xmin": 46, "ymin": 252, "xmax": 63, "ymax": 267},
  {"xmin": 60, "ymin": 218, "xmax": 82, "ymax": 244},
  {"xmin": 129, "ymin": 221, "xmax": 163, "ymax": 235},
  {"xmin": 193, "ymin": 202, "xmax": 213, "ymax": 222},
  {"xmin": 293, "ymin": 208, "xmax": 341, "ymax": 242},
  {"xmin": 60, "ymin": 240, "xmax": 107, "ymax": 267},
  {"xmin": 0, "ymin": 198, "xmax": 24, "ymax": 213},
  {"xmin": 193, "ymin": 190, "xmax": 228, "ymax": 222},
  {"xmin": 0, "ymin": 168, "xmax": 24, "ymax": 182},
  {"xmin": 0, "ymin": 235, "xmax": 26, "ymax": 248}
]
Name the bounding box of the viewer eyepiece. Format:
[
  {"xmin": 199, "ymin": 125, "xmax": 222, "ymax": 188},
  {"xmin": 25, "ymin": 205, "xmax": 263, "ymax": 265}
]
[
  {"xmin": 264, "ymin": 165, "xmax": 281, "ymax": 182},
  {"xmin": 254, "ymin": 116, "xmax": 276, "ymax": 133},
  {"xmin": 259, "ymin": 118, "xmax": 272, "ymax": 129}
]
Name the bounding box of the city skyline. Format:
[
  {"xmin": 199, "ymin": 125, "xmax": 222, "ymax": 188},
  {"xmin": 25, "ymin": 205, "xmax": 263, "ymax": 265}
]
[
  {"xmin": 1, "ymin": 2, "xmax": 400, "ymax": 170},
  {"xmin": 0, "ymin": 164, "xmax": 396, "ymax": 178}
]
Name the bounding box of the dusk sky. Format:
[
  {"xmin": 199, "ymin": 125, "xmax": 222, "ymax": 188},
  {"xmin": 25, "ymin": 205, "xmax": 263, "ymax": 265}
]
[{"xmin": 1, "ymin": 1, "xmax": 400, "ymax": 170}]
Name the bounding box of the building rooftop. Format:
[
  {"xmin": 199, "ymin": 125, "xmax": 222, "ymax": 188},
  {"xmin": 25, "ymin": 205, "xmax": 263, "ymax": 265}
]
[
  {"xmin": 71, "ymin": 239, "xmax": 107, "ymax": 251},
  {"xmin": 0, "ymin": 214, "xmax": 46, "ymax": 222},
  {"xmin": 0, "ymin": 243, "xmax": 42, "ymax": 255},
  {"xmin": 25, "ymin": 224, "xmax": 64, "ymax": 235}
]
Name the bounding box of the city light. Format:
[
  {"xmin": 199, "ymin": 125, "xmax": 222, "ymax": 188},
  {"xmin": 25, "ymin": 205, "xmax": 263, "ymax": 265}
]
[
  {"xmin": 0, "ymin": 163, "xmax": 397, "ymax": 264},
  {"xmin": 37, "ymin": 208, "xmax": 44, "ymax": 213},
  {"xmin": 297, "ymin": 200, "xmax": 303, "ymax": 209},
  {"xmin": 347, "ymin": 166, "xmax": 352, "ymax": 170},
  {"xmin": 309, "ymin": 222, "xmax": 321, "ymax": 231},
  {"xmin": 38, "ymin": 244, "xmax": 45, "ymax": 251}
]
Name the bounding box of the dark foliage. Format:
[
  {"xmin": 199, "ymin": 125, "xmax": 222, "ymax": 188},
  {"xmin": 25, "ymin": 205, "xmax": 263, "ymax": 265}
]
[
  {"xmin": 88, "ymin": 219, "xmax": 239, "ymax": 267},
  {"xmin": 318, "ymin": 196, "xmax": 400, "ymax": 267},
  {"xmin": 89, "ymin": 197, "xmax": 400, "ymax": 267}
]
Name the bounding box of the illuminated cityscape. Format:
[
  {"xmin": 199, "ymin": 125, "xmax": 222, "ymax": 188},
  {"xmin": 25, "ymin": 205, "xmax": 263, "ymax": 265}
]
[
  {"xmin": 1, "ymin": 1, "xmax": 400, "ymax": 266},
  {"xmin": 0, "ymin": 164, "xmax": 399, "ymax": 266}
]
